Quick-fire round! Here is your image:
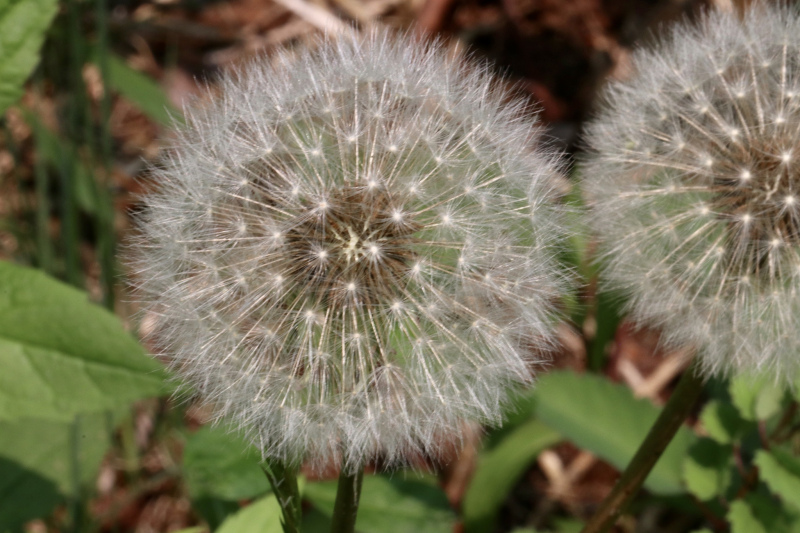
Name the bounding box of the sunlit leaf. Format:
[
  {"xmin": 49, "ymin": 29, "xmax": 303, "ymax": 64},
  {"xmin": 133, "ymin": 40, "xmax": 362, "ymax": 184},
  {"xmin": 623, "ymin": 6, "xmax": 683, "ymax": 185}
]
[
  {"xmin": 755, "ymin": 449, "xmax": 800, "ymax": 510},
  {"xmin": 729, "ymin": 375, "xmax": 785, "ymax": 422},
  {"xmin": 534, "ymin": 370, "xmax": 693, "ymax": 495},
  {"xmin": 682, "ymin": 438, "xmax": 732, "ymax": 500},
  {"xmin": 215, "ymin": 494, "xmax": 283, "ymax": 533},
  {"xmin": 0, "ymin": 261, "xmax": 167, "ymax": 421},
  {"xmin": 728, "ymin": 500, "xmax": 767, "ymax": 533}
]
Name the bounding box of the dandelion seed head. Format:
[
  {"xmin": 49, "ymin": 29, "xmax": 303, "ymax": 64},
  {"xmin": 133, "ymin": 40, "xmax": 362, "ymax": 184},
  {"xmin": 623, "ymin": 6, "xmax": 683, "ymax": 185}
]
[
  {"xmin": 584, "ymin": 3, "xmax": 800, "ymax": 382},
  {"xmin": 129, "ymin": 29, "xmax": 572, "ymax": 471}
]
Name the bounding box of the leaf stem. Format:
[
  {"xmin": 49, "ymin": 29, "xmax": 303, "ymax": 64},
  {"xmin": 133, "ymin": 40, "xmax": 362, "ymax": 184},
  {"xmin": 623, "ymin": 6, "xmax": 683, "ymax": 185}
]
[
  {"xmin": 580, "ymin": 363, "xmax": 705, "ymax": 533},
  {"xmin": 263, "ymin": 460, "xmax": 302, "ymax": 533},
  {"xmin": 330, "ymin": 465, "xmax": 364, "ymax": 533}
]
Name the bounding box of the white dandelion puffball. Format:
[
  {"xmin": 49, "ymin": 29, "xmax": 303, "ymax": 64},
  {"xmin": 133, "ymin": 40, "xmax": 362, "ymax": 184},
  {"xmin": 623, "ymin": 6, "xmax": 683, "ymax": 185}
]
[
  {"xmin": 131, "ymin": 30, "xmax": 572, "ymax": 471},
  {"xmin": 584, "ymin": 4, "xmax": 800, "ymax": 381}
]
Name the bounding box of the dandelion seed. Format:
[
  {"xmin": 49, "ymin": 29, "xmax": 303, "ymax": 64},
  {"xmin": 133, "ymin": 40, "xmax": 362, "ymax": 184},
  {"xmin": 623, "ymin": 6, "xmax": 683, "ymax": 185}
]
[
  {"xmin": 129, "ymin": 29, "xmax": 571, "ymax": 471},
  {"xmin": 584, "ymin": 3, "xmax": 800, "ymax": 381}
]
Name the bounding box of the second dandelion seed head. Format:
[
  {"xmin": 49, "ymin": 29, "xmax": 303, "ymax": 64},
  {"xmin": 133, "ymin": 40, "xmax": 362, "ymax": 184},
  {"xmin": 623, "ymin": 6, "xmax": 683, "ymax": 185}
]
[{"xmin": 585, "ymin": 3, "xmax": 800, "ymax": 381}]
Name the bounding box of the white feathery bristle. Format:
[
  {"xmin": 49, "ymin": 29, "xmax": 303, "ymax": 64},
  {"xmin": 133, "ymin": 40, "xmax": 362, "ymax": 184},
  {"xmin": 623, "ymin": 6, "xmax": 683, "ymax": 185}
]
[
  {"xmin": 129, "ymin": 29, "xmax": 573, "ymax": 471},
  {"xmin": 584, "ymin": 3, "xmax": 800, "ymax": 382}
]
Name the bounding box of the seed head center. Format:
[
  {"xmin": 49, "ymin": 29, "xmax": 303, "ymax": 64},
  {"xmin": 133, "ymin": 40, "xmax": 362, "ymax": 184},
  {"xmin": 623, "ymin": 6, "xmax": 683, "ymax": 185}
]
[{"xmin": 284, "ymin": 185, "xmax": 420, "ymax": 304}]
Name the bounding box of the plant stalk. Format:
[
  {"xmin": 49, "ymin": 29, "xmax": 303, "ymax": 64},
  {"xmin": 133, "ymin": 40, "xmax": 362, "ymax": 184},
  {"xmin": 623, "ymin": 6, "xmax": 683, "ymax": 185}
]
[
  {"xmin": 580, "ymin": 362, "xmax": 705, "ymax": 533},
  {"xmin": 330, "ymin": 465, "xmax": 364, "ymax": 533},
  {"xmin": 263, "ymin": 460, "xmax": 302, "ymax": 533},
  {"xmin": 94, "ymin": 0, "xmax": 117, "ymax": 311}
]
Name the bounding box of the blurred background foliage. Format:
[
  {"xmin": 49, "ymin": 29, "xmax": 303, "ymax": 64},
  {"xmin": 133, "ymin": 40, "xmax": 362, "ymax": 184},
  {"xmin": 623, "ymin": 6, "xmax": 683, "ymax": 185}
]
[{"xmin": 1, "ymin": 0, "xmax": 800, "ymax": 532}]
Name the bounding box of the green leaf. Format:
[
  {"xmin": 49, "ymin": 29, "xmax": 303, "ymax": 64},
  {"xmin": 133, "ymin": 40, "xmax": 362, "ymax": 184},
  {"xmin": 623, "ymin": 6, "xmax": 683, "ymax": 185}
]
[
  {"xmin": 700, "ymin": 400, "xmax": 746, "ymax": 444},
  {"xmin": 794, "ymin": 370, "xmax": 800, "ymax": 404},
  {"xmin": 0, "ymin": 261, "xmax": 167, "ymax": 421},
  {"xmin": 462, "ymin": 420, "xmax": 560, "ymax": 533},
  {"xmin": 729, "ymin": 375, "xmax": 785, "ymax": 422},
  {"xmin": 0, "ymin": 413, "xmax": 113, "ymax": 495},
  {"xmin": 588, "ymin": 290, "xmax": 622, "ymax": 372},
  {"xmin": 754, "ymin": 449, "xmax": 800, "ymax": 510},
  {"xmin": 190, "ymin": 497, "xmax": 240, "ymax": 531},
  {"xmin": 215, "ymin": 494, "xmax": 283, "ymax": 533},
  {"xmin": 304, "ymin": 474, "xmax": 456, "ymax": 533},
  {"xmin": 92, "ymin": 51, "xmax": 182, "ymax": 126},
  {"xmin": 170, "ymin": 528, "xmax": 206, "ymax": 533},
  {"xmin": 682, "ymin": 438, "xmax": 732, "ymax": 500},
  {"xmin": 183, "ymin": 425, "xmax": 270, "ymax": 501},
  {"xmin": 300, "ymin": 507, "xmax": 332, "ymax": 533},
  {"xmin": 728, "ymin": 500, "xmax": 767, "ymax": 533},
  {"xmin": 755, "ymin": 387, "xmax": 786, "ymax": 420},
  {"xmin": 25, "ymin": 110, "xmax": 99, "ymax": 215},
  {"xmin": 534, "ymin": 370, "xmax": 694, "ymax": 495},
  {"xmin": 0, "ymin": 0, "xmax": 58, "ymax": 115},
  {"xmin": 0, "ymin": 457, "xmax": 61, "ymax": 530},
  {"xmin": 552, "ymin": 518, "xmax": 584, "ymax": 533}
]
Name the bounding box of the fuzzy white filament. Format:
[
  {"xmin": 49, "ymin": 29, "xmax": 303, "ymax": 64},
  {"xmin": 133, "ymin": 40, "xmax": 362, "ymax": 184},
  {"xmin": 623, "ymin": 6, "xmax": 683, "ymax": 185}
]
[
  {"xmin": 584, "ymin": 4, "xmax": 800, "ymax": 381},
  {"xmin": 131, "ymin": 30, "xmax": 571, "ymax": 471}
]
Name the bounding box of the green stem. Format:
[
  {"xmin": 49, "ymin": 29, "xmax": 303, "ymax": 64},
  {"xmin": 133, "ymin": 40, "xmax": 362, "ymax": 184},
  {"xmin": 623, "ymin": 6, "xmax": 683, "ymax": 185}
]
[
  {"xmin": 94, "ymin": 0, "xmax": 116, "ymax": 310},
  {"xmin": 580, "ymin": 362, "xmax": 705, "ymax": 533},
  {"xmin": 32, "ymin": 78, "xmax": 54, "ymax": 275},
  {"xmin": 263, "ymin": 460, "xmax": 302, "ymax": 533},
  {"xmin": 63, "ymin": 0, "xmax": 84, "ymax": 287},
  {"xmin": 330, "ymin": 466, "xmax": 364, "ymax": 533}
]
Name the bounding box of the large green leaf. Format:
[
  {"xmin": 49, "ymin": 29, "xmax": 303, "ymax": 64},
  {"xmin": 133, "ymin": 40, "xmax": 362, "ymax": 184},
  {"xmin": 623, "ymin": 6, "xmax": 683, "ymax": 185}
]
[
  {"xmin": 216, "ymin": 494, "xmax": 283, "ymax": 533},
  {"xmin": 534, "ymin": 371, "xmax": 694, "ymax": 495},
  {"xmin": 0, "ymin": 413, "xmax": 113, "ymax": 495},
  {"xmin": 0, "ymin": 261, "xmax": 167, "ymax": 421},
  {"xmin": 304, "ymin": 474, "xmax": 456, "ymax": 533},
  {"xmin": 755, "ymin": 449, "xmax": 800, "ymax": 510},
  {"xmin": 0, "ymin": 457, "xmax": 61, "ymax": 530},
  {"xmin": 92, "ymin": 51, "xmax": 182, "ymax": 127},
  {"xmin": 183, "ymin": 425, "xmax": 271, "ymax": 501},
  {"xmin": 0, "ymin": 0, "xmax": 58, "ymax": 115},
  {"xmin": 462, "ymin": 420, "xmax": 561, "ymax": 533}
]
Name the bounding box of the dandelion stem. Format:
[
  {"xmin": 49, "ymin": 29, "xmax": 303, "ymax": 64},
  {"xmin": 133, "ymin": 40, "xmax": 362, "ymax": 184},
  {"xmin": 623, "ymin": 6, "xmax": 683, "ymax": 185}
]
[
  {"xmin": 263, "ymin": 460, "xmax": 302, "ymax": 533},
  {"xmin": 330, "ymin": 466, "xmax": 364, "ymax": 533},
  {"xmin": 580, "ymin": 363, "xmax": 705, "ymax": 533}
]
